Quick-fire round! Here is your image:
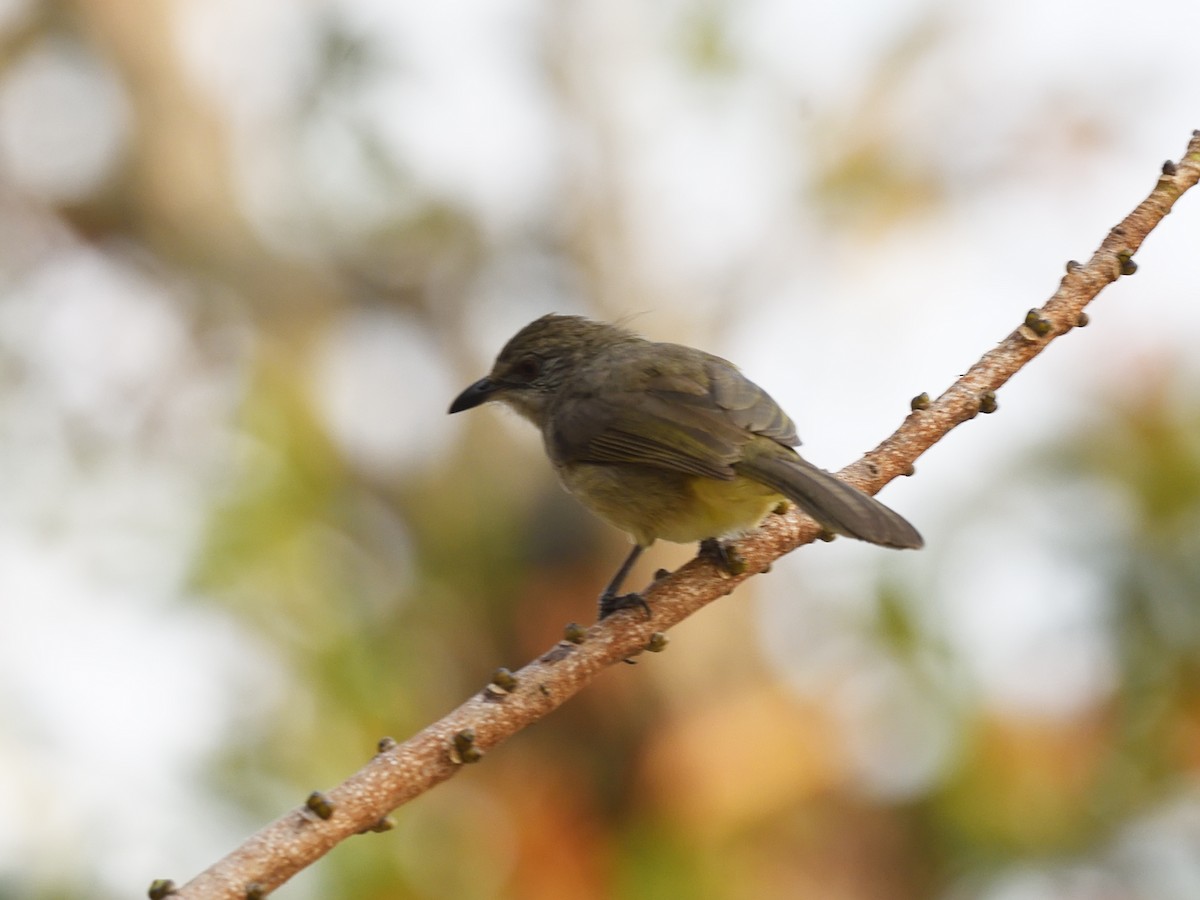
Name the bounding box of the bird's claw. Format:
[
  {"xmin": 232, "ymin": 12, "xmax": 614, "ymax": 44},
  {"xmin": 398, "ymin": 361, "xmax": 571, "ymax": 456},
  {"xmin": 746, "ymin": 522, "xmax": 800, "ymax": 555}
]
[
  {"xmin": 698, "ymin": 538, "xmax": 747, "ymax": 576},
  {"xmin": 598, "ymin": 592, "xmax": 651, "ymax": 620}
]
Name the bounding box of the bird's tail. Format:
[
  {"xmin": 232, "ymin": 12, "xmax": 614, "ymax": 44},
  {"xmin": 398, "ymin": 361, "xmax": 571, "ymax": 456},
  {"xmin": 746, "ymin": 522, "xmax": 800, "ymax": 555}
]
[{"xmin": 735, "ymin": 451, "xmax": 923, "ymax": 549}]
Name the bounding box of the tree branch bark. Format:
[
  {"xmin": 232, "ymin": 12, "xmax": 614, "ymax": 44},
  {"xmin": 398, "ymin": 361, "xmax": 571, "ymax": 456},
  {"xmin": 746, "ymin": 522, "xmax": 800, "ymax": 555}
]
[{"xmin": 164, "ymin": 129, "xmax": 1200, "ymax": 899}]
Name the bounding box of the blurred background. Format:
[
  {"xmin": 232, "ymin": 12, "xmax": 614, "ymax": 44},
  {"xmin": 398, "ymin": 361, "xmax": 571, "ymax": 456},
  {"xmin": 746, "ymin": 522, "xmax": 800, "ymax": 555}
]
[{"xmin": 1, "ymin": 0, "xmax": 1199, "ymax": 898}]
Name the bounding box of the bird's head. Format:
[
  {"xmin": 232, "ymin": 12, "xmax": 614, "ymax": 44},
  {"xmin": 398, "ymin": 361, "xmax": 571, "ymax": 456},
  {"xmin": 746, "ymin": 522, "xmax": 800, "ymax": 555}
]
[{"xmin": 448, "ymin": 314, "xmax": 635, "ymax": 426}]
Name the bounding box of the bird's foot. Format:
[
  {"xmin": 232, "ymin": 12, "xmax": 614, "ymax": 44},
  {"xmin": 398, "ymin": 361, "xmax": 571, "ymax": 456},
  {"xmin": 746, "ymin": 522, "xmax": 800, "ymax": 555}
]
[
  {"xmin": 698, "ymin": 538, "xmax": 747, "ymax": 576},
  {"xmin": 598, "ymin": 591, "xmax": 651, "ymax": 620}
]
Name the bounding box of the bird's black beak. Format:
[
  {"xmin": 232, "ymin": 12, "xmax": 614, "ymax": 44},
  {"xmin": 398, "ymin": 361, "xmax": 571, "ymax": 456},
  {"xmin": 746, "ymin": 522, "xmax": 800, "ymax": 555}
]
[{"xmin": 448, "ymin": 377, "xmax": 499, "ymax": 414}]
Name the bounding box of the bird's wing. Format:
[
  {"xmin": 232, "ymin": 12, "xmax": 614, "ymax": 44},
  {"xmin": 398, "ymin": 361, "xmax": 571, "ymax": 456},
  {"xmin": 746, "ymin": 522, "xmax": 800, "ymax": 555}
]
[{"xmin": 548, "ymin": 347, "xmax": 799, "ymax": 481}]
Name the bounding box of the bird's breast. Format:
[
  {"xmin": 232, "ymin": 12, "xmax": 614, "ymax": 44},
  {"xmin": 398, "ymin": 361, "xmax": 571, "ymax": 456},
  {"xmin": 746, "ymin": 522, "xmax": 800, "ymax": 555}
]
[{"xmin": 554, "ymin": 462, "xmax": 782, "ymax": 547}]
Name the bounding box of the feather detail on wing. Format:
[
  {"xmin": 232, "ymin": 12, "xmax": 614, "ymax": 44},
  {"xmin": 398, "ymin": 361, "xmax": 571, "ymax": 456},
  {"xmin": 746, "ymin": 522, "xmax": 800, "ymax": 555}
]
[{"xmin": 547, "ymin": 350, "xmax": 799, "ymax": 481}]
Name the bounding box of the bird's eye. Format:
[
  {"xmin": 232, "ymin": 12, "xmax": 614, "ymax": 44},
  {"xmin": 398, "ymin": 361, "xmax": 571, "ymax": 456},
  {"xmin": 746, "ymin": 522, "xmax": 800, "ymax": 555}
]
[{"xmin": 511, "ymin": 355, "xmax": 542, "ymax": 382}]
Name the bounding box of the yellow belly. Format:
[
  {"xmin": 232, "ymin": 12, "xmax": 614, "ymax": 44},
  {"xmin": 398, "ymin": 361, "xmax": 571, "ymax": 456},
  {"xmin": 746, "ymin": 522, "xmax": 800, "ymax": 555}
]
[{"xmin": 557, "ymin": 462, "xmax": 782, "ymax": 546}]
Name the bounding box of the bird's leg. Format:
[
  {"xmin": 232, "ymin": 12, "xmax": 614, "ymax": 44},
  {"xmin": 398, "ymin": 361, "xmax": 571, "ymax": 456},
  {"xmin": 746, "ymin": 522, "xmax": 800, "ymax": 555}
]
[
  {"xmin": 698, "ymin": 538, "xmax": 747, "ymax": 576},
  {"xmin": 597, "ymin": 544, "xmax": 651, "ymax": 620}
]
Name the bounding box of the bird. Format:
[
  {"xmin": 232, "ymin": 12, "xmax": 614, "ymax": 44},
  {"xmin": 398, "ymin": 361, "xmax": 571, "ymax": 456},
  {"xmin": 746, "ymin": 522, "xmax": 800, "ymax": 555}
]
[{"xmin": 449, "ymin": 314, "xmax": 922, "ymax": 619}]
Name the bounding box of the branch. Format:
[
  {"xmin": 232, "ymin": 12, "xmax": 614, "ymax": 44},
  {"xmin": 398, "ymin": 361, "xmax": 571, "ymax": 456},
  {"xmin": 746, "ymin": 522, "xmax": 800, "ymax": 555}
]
[{"xmin": 160, "ymin": 130, "xmax": 1200, "ymax": 900}]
